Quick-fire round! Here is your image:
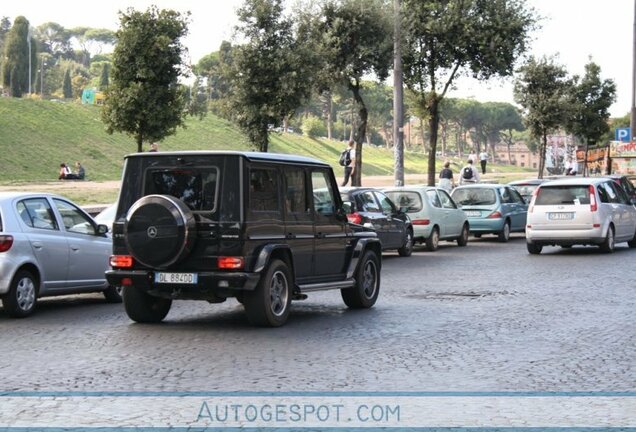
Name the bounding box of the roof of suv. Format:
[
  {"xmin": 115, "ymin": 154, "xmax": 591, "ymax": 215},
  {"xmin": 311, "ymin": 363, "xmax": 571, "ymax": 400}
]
[{"xmin": 124, "ymin": 150, "xmax": 329, "ymax": 166}]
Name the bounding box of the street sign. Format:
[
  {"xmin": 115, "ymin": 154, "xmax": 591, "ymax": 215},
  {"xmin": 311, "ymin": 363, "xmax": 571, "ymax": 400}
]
[{"xmin": 615, "ymin": 127, "xmax": 631, "ymax": 142}]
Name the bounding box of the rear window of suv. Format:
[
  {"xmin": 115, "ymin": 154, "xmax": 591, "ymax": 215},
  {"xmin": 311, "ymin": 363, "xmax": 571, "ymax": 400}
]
[
  {"xmin": 144, "ymin": 167, "xmax": 219, "ymax": 212},
  {"xmin": 535, "ymin": 186, "xmax": 590, "ymax": 205}
]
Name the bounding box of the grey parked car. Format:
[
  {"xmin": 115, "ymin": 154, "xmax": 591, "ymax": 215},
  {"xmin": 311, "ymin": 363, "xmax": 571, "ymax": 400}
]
[{"xmin": 0, "ymin": 192, "xmax": 119, "ymax": 317}]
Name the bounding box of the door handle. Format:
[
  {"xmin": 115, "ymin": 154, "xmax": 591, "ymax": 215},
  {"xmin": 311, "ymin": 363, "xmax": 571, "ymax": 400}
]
[
  {"xmin": 286, "ymin": 233, "xmax": 296, "ymax": 239},
  {"xmin": 70, "ymin": 245, "xmax": 80, "ymax": 251},
  {"xmin": 316, "ymin": 232, "xmax": 326, "ymax": 238},
  {"xmin": 32, "ymin": 242, "xmax": 43, "ymax": 249}
]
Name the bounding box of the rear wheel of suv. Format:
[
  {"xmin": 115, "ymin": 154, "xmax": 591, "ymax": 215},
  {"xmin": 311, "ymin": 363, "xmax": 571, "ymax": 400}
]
[
  {"xmin": 498, "ymin": 221, "xmax": 511, "ymax": 242},
  {"xmin": 244, "ymin": 259, "xmax": 292, "ymax": 327},
  {"xmin": 123, "ymin": 285, "xmax": 172, "ymax": 323},
  {"xmin": 425, "ymin": 227, "xmax": 439, "ymax": 251},
  {"xmin": 125, "ymin": 195, "xmax": 197, "ymax": 268},
  {"xmin": 599, "ymin": 225, "xmax": 615, "ymax": 253},
  {"xmin": 341, "ymin": 250, "xmax": 380, "ymax": 309},
  {"xmin": 526, "ymin": 242, "xmax": 542, "ymax": 255},
  {"xmin": 3, "ymin": 270, "xmax": 37, "ymax": 318},
  {"xmin": 398, "ymin": 229, "xmax": 413, "ymax": 257}
]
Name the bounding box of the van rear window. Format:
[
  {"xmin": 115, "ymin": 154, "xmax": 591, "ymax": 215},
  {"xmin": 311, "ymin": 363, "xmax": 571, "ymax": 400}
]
[
  {"xmin": 144, "ymin": 167, "xmax": 219, "ymax": 211},
  {"xmin": 535, "ymin": 186, "xmax": 590, "ymax": 205}
]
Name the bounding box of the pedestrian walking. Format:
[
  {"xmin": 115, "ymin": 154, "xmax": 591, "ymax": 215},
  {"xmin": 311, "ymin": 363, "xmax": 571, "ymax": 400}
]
[
  {"xmin": 459, "ymin": 159, "xmax": 480, "ymax": 185},
  {"xmin": 438, "ymin": 161, "xmax": 455, "ymax": 192},
  {"xmin": 340, "ymin": 140, "xmax": 356, "ymax": 186},
  {"xmin": 479, "ymin": 150, "xmax": 489, "ymax": 174}
]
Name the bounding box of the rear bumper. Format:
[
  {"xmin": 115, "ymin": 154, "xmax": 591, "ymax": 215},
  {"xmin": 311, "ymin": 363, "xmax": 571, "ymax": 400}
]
[
  {"xmin": 105, "ymin": 269, "xmax": 260, "ymax": 299},
  {"xmin": 467, "ymin": 218, "xmax": 505, "ymax": 233},
  {"xmin": 526, "ymin": 227, "xmax": 605, "ymax": 245}
]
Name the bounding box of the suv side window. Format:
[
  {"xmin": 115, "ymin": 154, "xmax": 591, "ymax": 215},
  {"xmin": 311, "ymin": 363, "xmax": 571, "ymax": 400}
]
[
  {"xmin": 283, "ymin": 168, "xmax": 307, "ymax": 216},
  {"xmin": 17, "ymin": 198, "xmax": 59, "ymax": 230},
  {"xmin": 311, "ymin": 170, "xmax": 336, "ymax": 216},
  {"xmin": 508, "ymin": 187, "xmax": 524, "ymax": 204},
  {"xmin": 249, "ymin": 168, "xmax": 282, "ymax": 215}
]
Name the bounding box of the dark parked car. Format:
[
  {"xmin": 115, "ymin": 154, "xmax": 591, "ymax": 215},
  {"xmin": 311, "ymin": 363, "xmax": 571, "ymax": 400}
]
[
  {"xmin": 106, "ymin": 151, "xmax": 382, "ymax": 327},
  {"xmin": 339, "ymin": 187, "xmax": 414, "ymax": 256},
  {"xmin": 606, "ymin": 174, "xmax": 636, "ymax": 202}
]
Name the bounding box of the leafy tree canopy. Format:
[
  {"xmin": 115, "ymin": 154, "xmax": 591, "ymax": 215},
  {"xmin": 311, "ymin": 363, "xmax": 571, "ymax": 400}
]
[{"xmin": 101, "ymin": 6, "xmax": 190, "ymax": 152}]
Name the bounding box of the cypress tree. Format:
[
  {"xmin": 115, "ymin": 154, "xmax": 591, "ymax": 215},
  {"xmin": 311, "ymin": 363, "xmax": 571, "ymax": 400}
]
[
  {"xmin": 99, "ymin": 63, "xmax": 109, "ymax": 90},
  {"xmin": 2, "ymin": 16, "xmax": 37, "ymax": 97},
  {"xmin": 63, "ymin": 68, "xmax": 72, "ymax": 98}
]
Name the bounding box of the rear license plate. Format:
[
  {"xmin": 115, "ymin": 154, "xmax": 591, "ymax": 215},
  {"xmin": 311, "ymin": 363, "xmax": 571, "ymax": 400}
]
[
  {"xmin": 548, "ymin": 212, "xmax": 574, "ymax": 220},
  {"xmin": 464, "ymin": 211, "xmax": 481, "ymax": 217},
  {"xmin": 154, "ymin": 272, "xmax": 198, "ymax": 284}
]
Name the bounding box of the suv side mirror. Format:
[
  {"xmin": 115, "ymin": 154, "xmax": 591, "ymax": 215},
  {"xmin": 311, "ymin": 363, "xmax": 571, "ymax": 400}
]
[
  {"xmin": 96, "ymin": 224, "xmax": 109, "ymax": 236},
  {"xmin": 336, "ymin": 207, "xmax": 348, "ymax": 222},
  {"xmin": 398, "ymin": 206, "xmax": 409, "ymax": 214}
]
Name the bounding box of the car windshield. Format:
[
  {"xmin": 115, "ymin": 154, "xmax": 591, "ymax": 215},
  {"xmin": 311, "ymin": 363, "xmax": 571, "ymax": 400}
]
[
  {"xmin": 535, "ymin": 186, "xmax": 590, "ymax": 205},
  {"xmin": 452, "ymin": 188, "xmax": 496, "ymax": 206},
  {"xmin": 384, "ymin": 191, "xmax": 422, "ymax": 212}
]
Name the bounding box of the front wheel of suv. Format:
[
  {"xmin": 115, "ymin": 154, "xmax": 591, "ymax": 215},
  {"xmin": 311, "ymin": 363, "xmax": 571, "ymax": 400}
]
[
  {"xmin": 244, "ymin": 259, "xmax": 292, "ymax": 327},
  {"xmin": 123, "ymin": 285, "xmax": 172, "ymax": 323},
  {"xmin": 341, "ymin": 250, "xmax": 380, "ymax": 309}
]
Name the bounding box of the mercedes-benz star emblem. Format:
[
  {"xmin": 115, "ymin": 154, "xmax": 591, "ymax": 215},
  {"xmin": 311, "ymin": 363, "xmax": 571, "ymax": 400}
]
[{"xmin": 147, "ymin": 226, "xmax": 158, "ymax": 238}]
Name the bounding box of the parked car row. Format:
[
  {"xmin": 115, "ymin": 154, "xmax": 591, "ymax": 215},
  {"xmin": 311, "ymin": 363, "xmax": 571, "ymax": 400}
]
[{"xmin": 3, "ymin": 151, "xmax": 636, "ymax": 323}]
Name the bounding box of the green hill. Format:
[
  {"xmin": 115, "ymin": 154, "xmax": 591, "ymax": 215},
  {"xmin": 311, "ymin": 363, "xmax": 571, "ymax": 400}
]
[{"xmin": 0, "ymin": 97, "xmax": 527, "ymax": 183}]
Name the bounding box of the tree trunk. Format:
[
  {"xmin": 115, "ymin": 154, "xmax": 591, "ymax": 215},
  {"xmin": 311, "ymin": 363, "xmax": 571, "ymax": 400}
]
[
  {"xmin": 351, "ymin": 84, "xmax": 368, "ymax": 187},
  {"xmin": 326, "ymin": 92, "xmax": 333, "ymax": 141},
  {"xmin": 427, "ymin": 97, "xmax": 440, "ymax": 186},
  {"xmin": 538, "ymin": 132, "xmax": 547, "ymax": 179},
  {"xmin": 136, "ymin": 134, "xmax": 143, "ymax": 153},
  {"xmin": 259, "ymin": 124, "xmax": 269, "ymax": 152}
]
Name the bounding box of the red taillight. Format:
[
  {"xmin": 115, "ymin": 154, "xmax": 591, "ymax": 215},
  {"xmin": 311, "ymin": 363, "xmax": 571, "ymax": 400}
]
[
  {"xmin": 487, "ymin": 211, "xmax": 502, "ymax": 219},
  {"xmin": 0, "ymin": 235, "xmax": 13, "ymax": 252},
  {"xmin": 589, "ymin": 185, "xmax": 597, "ymax": 212},
  {"xmin": 110, "ymin": 255, "xmax": 134, "ymax": 268},
  {"xmin": 347, "ymin": 212, "xmax": 362, "ymax": 225},
  {"xmin": 218, "ymin": 256, "xmax": 244, "ymax": 270},
  {"xmin": 411, "ymin": 219, "xmax": 430, "ymax": 225}
]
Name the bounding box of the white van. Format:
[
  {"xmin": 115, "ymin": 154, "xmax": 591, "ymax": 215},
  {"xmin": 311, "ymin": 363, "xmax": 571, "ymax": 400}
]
[{"xmin": 525, "ymin": 177, "xmax": 636, "ymax": 254}]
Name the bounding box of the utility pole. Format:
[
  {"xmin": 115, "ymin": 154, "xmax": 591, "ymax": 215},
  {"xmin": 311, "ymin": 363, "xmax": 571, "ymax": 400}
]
[
  {"xmin": 631, "ymin": 0, "xmax": 636, "ymax": 141},
  {"xmin": 393, "ymin": 0, "xmax": 404, "ymax": 186}
]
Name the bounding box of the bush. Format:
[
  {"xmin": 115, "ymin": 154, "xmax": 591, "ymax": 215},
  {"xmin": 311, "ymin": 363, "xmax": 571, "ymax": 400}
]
[{"xmin": 301, "ymin": 115, "xmax": 327, "ymax": 138}]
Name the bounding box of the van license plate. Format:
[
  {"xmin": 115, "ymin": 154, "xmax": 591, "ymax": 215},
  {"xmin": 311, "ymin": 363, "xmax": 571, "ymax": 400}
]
[
  {"xmin": 155, "ymin": 272, "xmax": 198, "ymax": 284},
  {"xmin": 548, "ymin": 212, "xmax": 574, "ymax": 220}
]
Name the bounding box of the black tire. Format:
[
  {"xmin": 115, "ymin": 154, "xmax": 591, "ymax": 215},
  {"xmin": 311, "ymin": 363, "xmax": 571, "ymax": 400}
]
[
  {"xmin": 498, "ymin": 221, "xmax": 511, "ymax": 242},
  {"xmin": 599, "ymin": 225, "xmax": 615, "ymax": 253},
  {"xmin": 425, "ymin": 227, "xmax": 440, "ymax": 251},
  {"xmin": 457, "ymin": 224, "xmax": 469, "ymax": 247},
  {"xmin": 103, "ymin": 286, "xmax": 123, "ymax": 303},
  {"xmin": 244, "ymin": 259, "xmax": 292, "ymax": 327},
  {"xmin": 341, "ymin": 250, "xmax": 380, "ymax": 309},
  {"xmin": 123, "ymin": 285, "xmax": 172, "ymax": 323},
  {"xmin": 397, "ymin": 229, "xmax": 414, "ymax": 257},
  {"xmin": 125, "ymin": 195, "xmax": 197, "ymax": 268},
  {"xmin": 2, "ymin": 270, "xmax": 37, "ymax": 318},
  {"xmin": 527, "ymin": 242, "xmax": 542, "ymax": 255}
]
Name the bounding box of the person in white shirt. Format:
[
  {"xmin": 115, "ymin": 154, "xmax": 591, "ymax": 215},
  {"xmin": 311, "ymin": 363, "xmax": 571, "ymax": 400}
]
[
  {"xmin": 459, "ymin": 159, "xmax": 480, "ymax": 185},
  {"xmin": 479, "ymin": 150, "xmax": 489, "ymax": 174}
]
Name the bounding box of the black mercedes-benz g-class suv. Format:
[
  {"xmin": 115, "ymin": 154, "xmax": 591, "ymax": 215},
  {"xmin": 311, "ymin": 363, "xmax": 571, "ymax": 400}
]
[{"xmin": 106, "ymin": 151, "xmax": 382, "ymax": 327}]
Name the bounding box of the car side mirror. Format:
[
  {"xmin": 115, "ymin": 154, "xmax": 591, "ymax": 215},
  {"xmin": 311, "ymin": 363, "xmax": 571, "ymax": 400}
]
[
  {"xmin": 96, "ymin": 224, "xmax": 109, "ymax": 236},
  {"xmin": 336, "ymin": 207, "xmax": 348, "ymax": 222},
  {"xmin": 398, "ymin": 206, "xmax": 409, "ymax": 214}
]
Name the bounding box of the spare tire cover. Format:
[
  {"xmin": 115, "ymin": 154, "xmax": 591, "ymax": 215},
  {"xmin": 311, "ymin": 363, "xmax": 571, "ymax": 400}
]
[{"xmin": 125, "ymin": 195, "xmax": 196, "ymax": 268}]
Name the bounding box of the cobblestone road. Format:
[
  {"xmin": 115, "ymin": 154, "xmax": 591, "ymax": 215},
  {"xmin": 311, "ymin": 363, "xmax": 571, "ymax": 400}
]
[{"xmin": 1, "ymin": 234, "xmax": 634, "ymax": 393}]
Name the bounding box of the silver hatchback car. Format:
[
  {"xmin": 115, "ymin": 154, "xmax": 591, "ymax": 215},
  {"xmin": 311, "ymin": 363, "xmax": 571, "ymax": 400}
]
[
  {"xmin": 526, "ymin": 178, "xmax": 636, "ymax": 254},
  {"xmin": 0, "ymin": 192, "xmax": 119, "ymax": 317}
]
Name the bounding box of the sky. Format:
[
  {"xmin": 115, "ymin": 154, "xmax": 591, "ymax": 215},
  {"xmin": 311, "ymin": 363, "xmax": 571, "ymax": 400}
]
[{"xmin": 3, "ymin": 0, "xmax": 634, "ymax": 117}]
